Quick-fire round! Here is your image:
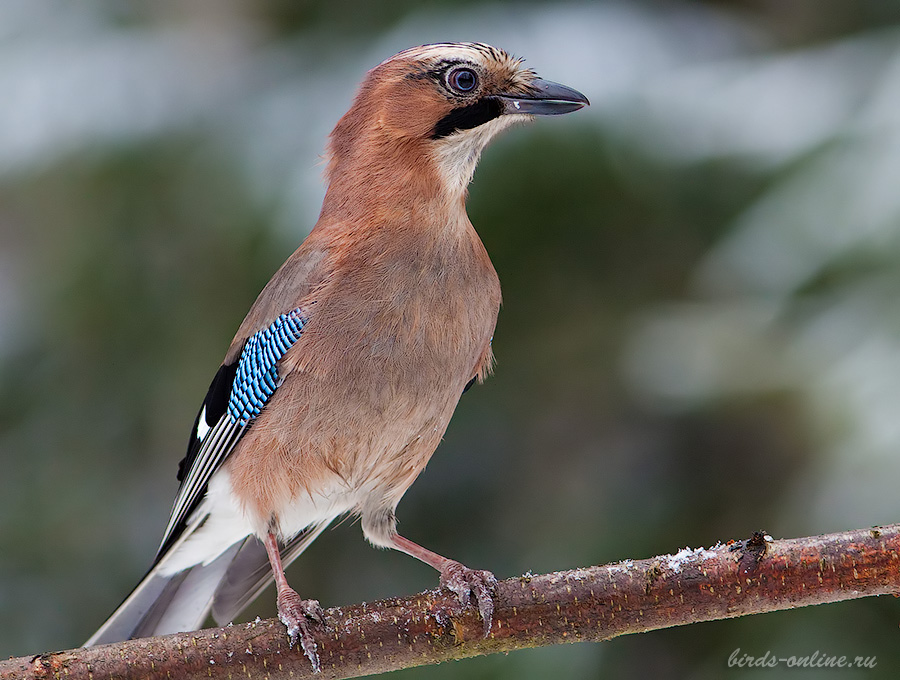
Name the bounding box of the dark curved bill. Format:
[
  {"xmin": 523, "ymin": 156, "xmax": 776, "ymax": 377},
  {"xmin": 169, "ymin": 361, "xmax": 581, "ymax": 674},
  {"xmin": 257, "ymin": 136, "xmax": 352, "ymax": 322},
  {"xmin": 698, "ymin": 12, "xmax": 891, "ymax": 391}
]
[{"xmin": 499, "ymin": 78, "xmax": 590, "ymax": 116}]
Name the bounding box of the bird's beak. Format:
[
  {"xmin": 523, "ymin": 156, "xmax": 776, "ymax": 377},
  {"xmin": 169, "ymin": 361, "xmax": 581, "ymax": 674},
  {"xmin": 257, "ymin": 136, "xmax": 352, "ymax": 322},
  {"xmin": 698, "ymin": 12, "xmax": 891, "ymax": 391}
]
[{"xmin": 498, "ymin": 78, "xmax": 590, "ymax": 116}]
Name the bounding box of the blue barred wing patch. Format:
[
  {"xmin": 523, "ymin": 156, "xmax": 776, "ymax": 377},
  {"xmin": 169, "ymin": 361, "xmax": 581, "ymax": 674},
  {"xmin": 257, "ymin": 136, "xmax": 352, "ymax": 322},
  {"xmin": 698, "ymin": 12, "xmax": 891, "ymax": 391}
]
[{"xmin": 228, "ymin": 307, "xmax": 307, "ymax": 425}]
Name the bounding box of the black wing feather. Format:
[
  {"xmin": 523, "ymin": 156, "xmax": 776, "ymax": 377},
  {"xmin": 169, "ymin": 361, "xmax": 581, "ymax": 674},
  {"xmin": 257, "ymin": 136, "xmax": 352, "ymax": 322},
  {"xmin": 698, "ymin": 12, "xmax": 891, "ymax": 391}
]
[
  {"xmin": 177, "ymin": 361, "xmax": 239, "ymax": 483},
  {"xmin": 157, "ymin": 358, "xmax": 244, "ymax": 561}
]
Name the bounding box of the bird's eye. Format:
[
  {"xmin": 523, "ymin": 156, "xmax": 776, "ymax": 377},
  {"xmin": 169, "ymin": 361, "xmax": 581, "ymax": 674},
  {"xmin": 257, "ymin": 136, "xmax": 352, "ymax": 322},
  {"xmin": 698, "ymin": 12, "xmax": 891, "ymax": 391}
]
[{"xmin": 447, "ymin": 67, "xmax": 478, "ymax": 93}]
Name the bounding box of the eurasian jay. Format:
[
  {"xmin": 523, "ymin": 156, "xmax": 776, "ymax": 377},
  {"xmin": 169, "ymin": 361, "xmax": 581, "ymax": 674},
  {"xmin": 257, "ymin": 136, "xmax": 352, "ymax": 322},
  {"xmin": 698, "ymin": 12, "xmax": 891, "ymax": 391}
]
[{"xmin": 85, "ymin": 42, "xmax": 588, "ymax": 670}]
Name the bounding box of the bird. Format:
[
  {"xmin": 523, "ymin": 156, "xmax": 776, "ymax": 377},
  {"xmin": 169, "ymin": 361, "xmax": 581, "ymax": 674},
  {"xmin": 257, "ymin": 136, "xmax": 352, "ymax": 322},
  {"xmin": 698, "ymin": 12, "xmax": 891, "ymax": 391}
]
[{"xmin": 84, "ymin": 42, "xmax": 588, "ymax": 670}]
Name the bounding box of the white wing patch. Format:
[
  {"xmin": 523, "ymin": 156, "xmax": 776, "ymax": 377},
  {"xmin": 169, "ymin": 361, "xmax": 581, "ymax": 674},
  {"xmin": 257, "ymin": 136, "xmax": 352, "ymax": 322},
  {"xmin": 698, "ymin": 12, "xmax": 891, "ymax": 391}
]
[{"xmin": 196, "ymin": 405, "xmax": 211, "ymax": 441}]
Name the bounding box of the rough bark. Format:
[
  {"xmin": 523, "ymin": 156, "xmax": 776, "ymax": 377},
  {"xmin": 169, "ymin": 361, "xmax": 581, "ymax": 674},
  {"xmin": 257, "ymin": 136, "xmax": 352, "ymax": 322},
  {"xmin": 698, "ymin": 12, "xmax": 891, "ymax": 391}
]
[{"xmin": 3, "ymin": 524, "xmax": 899, "ymax": 680}]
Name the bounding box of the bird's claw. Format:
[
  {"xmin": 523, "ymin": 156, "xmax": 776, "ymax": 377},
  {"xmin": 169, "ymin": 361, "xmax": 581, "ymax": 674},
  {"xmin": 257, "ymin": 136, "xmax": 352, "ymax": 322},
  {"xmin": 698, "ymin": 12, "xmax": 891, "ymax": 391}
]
[
  {"xmin": 439, "ymin": 561, "xmax": 498, "ymax": 637},
  {"xmin": 276, "ymin": 588, "xmax": 324, "ymax": 673}
]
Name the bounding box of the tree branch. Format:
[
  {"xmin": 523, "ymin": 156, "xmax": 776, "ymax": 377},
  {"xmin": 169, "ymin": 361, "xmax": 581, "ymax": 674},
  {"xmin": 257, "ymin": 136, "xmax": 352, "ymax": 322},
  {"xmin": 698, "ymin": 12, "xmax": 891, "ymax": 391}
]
[{"xmin": 4, "ymin": 524, "xmax": 899, "ymax": 680}]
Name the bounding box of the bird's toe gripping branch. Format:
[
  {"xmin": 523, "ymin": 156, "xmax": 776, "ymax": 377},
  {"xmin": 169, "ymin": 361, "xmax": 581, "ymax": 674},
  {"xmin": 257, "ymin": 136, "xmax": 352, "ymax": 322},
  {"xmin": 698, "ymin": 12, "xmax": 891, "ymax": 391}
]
[
  {"xmin": 276, "ymin": 588, "xmax": 325, "ymax": 672},
  {"xmin": 439, "ymin": 561, "xmax": 499, "ymax": 638}
]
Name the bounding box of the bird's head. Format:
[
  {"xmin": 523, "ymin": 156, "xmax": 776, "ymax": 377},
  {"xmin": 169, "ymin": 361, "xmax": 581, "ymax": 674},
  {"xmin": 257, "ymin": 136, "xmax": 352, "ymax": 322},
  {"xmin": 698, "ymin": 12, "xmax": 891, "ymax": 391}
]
[{"xmin": 325, "ymin": 42, "xmax": 589, "ymax": 204}]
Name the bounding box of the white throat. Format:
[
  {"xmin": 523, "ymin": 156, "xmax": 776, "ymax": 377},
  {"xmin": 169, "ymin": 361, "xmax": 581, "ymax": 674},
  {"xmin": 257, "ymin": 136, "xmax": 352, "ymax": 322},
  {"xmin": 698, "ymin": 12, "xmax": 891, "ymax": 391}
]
[{"xmin": 430, "ymin": 114, "xmax": 530, "ymax": 197}]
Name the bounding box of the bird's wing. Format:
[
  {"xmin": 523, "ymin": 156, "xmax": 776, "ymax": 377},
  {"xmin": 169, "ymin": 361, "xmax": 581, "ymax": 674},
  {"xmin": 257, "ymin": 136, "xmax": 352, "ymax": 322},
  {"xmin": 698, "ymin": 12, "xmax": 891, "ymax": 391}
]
[
  {"xmin": 155, "ymin": 306, "xmax": 309, "ymax": 560},
  {"xmin": 157, "ymin": 236, "xmax": 334, "ymax": 559}
]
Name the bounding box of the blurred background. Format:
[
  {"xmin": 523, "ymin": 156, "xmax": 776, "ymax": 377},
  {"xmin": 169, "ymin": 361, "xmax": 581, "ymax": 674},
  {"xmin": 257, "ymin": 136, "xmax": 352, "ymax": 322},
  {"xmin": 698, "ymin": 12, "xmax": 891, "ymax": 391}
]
[{"xmin": 3, "ymin": 0, "xmax": 900, "ymax": 677}]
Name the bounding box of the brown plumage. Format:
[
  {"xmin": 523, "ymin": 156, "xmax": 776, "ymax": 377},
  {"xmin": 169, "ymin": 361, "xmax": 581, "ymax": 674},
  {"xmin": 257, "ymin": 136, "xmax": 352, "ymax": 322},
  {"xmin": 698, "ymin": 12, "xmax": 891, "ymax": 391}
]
[{"xmin": 85, "ymin": 42, "xmax": 587, "ymax": 670}]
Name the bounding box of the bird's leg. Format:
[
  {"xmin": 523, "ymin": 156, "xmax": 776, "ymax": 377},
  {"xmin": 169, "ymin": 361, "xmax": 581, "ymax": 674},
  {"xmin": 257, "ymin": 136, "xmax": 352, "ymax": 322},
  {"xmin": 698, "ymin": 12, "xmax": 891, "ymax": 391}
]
[
  {"xmin": 263, "ymin": 531, "xmax": 324, "ymax": 672},
  {"xmin": 390, "ymin": 534, "xmax": 497, "ymax": 637}
]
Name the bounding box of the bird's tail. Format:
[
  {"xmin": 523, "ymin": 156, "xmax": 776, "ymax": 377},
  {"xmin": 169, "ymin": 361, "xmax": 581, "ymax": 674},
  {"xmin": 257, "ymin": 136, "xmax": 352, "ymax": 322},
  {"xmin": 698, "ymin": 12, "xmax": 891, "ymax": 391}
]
[
  {"xmin": 83, "ymin": 522, "xmax": 330, "ymax": 646},
  {"xmin": 83, "ymin": 537, "xmax": 243, "ymax": 646}
]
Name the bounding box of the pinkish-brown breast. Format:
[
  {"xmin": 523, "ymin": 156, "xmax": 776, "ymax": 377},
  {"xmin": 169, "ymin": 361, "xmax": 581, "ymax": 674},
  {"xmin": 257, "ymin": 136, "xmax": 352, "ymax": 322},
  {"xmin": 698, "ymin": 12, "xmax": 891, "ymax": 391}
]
[{"xmin": 225, "ymin": 213, "xmax": 500, "ymax": 531}]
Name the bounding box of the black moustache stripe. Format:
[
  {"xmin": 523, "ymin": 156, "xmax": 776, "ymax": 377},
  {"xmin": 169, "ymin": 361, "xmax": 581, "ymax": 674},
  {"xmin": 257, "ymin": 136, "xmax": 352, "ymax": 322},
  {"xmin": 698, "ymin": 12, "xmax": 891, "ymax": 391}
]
[{"xmin": 432, "ymin": 98, "xmax": 503, "ymax": 139}]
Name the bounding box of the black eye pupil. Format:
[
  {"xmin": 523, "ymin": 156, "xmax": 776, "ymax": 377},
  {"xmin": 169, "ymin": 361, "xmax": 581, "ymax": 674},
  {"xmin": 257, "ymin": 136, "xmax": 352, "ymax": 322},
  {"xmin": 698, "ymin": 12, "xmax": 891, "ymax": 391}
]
[{"xmin": 450, "ymin": 68, "xmax": 477, "ymax": 93}]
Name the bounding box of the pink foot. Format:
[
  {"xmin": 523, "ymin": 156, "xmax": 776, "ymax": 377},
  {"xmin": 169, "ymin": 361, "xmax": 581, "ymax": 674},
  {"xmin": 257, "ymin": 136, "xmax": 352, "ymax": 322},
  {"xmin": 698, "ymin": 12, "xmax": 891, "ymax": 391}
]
[
  {"xmin": 276, "ymin": 588, "xmax": 324, "ymax": 673},
  {"xmin": 439, "ymin": 561, "xmax": 498, "ymax": 637}
]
